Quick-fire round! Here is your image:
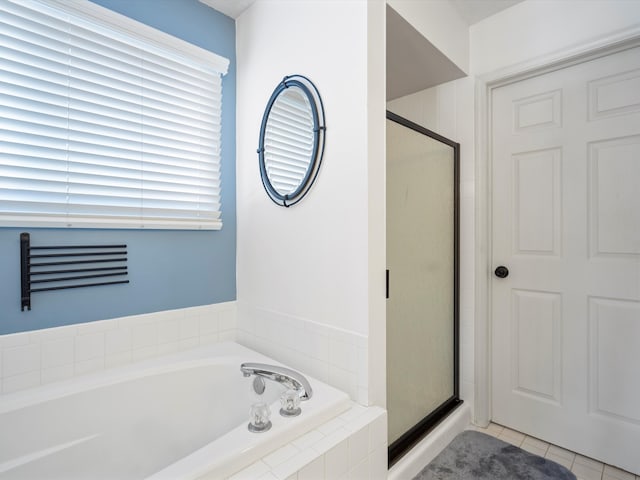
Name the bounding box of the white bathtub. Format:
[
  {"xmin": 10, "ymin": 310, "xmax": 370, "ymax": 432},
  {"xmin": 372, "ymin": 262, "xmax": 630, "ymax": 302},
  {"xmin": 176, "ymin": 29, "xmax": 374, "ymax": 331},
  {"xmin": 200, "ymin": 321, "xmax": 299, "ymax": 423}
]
[{"xmin": 0, "ymin": 342, "xmax": 350, "ymax": 479}]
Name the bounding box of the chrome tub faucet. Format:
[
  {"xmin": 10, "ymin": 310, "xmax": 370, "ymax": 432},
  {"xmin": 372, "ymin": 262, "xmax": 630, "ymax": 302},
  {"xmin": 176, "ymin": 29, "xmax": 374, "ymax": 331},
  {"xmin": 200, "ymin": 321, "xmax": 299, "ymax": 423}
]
[{"xmin": 240, "ymin": 362, "xmax": 313, "ymax": 401}]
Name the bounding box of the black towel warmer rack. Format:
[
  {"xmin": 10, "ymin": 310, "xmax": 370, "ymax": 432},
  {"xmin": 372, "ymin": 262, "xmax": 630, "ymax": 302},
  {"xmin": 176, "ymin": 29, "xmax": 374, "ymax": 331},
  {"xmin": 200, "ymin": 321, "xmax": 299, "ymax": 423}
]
[{"xmin": 20, "ymin": 232, "xmax": 129, "ymax": 311}]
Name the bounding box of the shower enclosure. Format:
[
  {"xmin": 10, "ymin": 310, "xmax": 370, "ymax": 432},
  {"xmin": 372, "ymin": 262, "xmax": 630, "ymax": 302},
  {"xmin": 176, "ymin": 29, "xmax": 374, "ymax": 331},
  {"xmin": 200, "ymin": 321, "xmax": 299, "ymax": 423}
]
[{"xmin": 386, "ymin": 111, "xmax": 461, "ymax": 466}]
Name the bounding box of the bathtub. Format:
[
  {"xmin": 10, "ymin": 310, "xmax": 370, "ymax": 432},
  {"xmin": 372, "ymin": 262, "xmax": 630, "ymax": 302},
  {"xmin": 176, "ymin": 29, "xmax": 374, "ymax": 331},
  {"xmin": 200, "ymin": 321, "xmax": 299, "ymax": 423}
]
[{"xmin": 0, "ymin": 342, "xmax": 350, "ymax": 479}]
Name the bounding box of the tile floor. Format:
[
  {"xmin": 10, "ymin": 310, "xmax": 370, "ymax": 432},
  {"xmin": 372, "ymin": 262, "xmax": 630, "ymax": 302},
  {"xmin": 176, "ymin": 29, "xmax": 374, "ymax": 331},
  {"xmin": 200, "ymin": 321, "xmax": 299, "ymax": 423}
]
[{"xmin": 468, "ymin": 423, "xmax": 638, "ymax": 480}]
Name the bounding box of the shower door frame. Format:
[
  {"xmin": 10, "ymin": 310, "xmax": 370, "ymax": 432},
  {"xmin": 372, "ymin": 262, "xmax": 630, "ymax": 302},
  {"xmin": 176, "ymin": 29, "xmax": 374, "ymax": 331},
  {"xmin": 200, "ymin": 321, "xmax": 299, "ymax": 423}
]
[{"xmin": 386, "ymin": 110, "xmax": 463, "ymax": 467}]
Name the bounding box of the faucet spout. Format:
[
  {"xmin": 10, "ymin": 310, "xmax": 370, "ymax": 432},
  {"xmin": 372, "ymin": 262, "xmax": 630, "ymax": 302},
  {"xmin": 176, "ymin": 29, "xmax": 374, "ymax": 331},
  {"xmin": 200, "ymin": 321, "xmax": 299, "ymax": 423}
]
[{"xmin": 240, "ymin": 362, "xmax": 313, "ymax": 401}]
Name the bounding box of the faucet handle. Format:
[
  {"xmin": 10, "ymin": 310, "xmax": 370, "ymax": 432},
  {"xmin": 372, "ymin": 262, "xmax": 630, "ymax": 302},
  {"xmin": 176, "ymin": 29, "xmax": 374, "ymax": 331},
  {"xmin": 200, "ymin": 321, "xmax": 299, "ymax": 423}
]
[
  {"xmin": 248, "ymin": 401, "xmax": 272, "ymax": 433},
  {"xmin": 280, "ymin": 389, "xmax": 301, "ymax": 417}
]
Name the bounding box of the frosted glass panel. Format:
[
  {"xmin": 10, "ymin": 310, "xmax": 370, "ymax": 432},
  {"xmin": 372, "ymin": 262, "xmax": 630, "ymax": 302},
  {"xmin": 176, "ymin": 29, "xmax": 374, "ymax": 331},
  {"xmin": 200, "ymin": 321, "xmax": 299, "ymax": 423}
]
[{"xmin": 386, "ymin": 118, "xmax": 456, "ymax": 445}]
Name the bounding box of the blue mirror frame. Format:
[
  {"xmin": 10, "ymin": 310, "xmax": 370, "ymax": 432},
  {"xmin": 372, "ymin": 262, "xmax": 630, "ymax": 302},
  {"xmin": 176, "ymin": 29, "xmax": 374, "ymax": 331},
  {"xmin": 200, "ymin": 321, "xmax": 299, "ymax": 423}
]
[{"xmin": 258, "ymin": 75, "xmax": 326, "ymax": 207}]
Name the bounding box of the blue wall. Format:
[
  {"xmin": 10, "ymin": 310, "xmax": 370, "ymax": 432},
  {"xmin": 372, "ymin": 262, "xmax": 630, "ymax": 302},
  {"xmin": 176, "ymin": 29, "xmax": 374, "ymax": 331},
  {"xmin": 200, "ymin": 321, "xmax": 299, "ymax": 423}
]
[{"xmin": 0, "ymin": 0, "xmax": 236, "ymax": 335}]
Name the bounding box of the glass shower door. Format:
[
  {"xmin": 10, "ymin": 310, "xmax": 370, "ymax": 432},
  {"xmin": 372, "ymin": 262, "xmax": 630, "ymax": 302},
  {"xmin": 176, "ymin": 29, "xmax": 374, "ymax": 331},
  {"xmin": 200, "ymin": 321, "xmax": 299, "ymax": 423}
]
[{"xmin": 386, "ymin": 112, "xmax": 460, "ymax": 465}]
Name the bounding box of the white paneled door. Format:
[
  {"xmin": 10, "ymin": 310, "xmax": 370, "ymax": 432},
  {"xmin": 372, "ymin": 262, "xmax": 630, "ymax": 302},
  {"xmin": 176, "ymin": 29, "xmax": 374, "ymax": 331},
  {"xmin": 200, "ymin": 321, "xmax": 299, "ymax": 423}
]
[{"xmin": 491, "ymin": 46, "xmax": 640, "ymax": 474}]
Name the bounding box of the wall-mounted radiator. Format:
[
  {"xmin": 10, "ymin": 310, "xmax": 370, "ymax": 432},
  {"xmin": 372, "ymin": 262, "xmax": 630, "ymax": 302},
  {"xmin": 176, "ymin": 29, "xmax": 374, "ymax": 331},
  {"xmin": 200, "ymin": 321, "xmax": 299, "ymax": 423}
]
[{"xmin": 20, "ymin": 233, "xmax": 129, "ymax": 311}]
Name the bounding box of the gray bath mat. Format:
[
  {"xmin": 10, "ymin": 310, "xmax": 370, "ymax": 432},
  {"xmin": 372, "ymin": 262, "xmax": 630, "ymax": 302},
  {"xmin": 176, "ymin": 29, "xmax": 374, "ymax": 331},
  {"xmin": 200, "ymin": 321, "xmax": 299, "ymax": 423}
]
[{"xmin": 413, "ymin": 430, "xmax": 576, "ymax": 480}]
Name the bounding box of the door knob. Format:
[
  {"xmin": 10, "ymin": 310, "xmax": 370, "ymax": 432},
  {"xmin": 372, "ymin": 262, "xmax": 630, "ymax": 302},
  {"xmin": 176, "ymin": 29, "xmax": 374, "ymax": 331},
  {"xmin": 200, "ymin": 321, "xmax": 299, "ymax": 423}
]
[{"xmin": 494, "ymin": 266, "xmax": 509, "ymax": 278}]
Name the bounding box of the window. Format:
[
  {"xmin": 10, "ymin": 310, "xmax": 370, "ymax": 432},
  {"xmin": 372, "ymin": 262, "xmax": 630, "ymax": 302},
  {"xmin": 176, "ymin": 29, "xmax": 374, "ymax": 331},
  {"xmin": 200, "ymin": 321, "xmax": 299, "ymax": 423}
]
[{"xmin": 0, "ymin": 0, "xmax": 229, "ymax": 229}]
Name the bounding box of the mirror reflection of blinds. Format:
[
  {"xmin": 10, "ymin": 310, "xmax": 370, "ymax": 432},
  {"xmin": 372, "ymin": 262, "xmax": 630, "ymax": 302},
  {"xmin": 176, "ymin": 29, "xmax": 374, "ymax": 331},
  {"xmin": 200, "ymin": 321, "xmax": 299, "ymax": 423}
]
[
  {"xmin": 264, "ymin": 90, "xmax": 314, "ymax": 195},
  {"xmin": 0, "ymin": 0, "xmax": 229, "ymax": 230}
]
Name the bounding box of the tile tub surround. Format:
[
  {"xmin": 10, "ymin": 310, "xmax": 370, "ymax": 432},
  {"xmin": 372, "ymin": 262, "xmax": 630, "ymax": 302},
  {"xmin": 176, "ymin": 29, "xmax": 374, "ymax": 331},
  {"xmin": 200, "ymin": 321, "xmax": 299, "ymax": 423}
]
[
  {"xmin": 237, "ymin": 307, "xmax": 369, "ymax": 405},
  {"xmin": 225, "ymin": 404, "xmax": 387, "ymax": 480},
  {"xmin": 1, "ymin": 302, "xmax": 387, "ymax": 479},
  {"xmin": 0, "ymin": 302, "xmax": 237, "ymax": 395}
]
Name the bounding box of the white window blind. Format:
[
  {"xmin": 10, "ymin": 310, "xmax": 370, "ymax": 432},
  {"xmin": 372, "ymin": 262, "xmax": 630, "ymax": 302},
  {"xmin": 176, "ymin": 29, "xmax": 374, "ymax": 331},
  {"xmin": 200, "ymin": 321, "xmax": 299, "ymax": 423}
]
[{"xmin": 0, "ymin": 0, "xmax": 229, "ymax": 229}]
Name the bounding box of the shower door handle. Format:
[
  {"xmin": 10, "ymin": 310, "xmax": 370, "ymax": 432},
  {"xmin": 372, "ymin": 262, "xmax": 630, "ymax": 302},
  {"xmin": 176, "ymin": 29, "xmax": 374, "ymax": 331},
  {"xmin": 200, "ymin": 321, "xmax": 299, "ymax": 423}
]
[{"xmin": 386, "ymin": 269, "xmax": 390, "ymax": 299}]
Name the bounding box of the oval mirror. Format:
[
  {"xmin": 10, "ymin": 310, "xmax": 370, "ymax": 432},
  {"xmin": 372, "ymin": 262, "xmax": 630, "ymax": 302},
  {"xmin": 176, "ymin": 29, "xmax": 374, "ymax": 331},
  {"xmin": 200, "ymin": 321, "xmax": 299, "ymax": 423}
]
[{"xmin": 258, "ymin": 75, "xmax": 326, "ymax": 207}]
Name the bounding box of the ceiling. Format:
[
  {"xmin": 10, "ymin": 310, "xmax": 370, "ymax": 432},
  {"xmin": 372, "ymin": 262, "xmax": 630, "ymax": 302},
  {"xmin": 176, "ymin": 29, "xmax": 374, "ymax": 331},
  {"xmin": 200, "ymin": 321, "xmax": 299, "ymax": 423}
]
[
  {"xmin": 450, "ymin": 0, "xmax": 525, "ymax": 25},
  {"xmin": 201, "ymin": 0, "xmax": 524, "ymax": 23},
  {"xmin": 200, "ymin": 0, "xmax": 526, "ymax": 100},
  {"xmin": 198, "ymin": 0, "xmax": 255, "ymax": 19}
]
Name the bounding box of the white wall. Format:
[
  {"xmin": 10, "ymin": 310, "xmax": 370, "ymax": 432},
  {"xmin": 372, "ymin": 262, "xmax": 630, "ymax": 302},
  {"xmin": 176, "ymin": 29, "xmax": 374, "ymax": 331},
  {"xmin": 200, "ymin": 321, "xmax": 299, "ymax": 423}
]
[
  {"xmin": 387, "ymin": 76, "xmax": 476, "ymax": 417},
  {"xmin": 236, "ymin": 0, "xmax": 386, "ymax": 406},
  {"xmin": 471, "ymin": 0, "xmax": 640, "ymax": 76},
  {"xmin": 387, "ymin": 0, "xmax": 469, "ymax": 74},
  {"xmin": 237, "ymin": 0, "xmax": 368, "ymax": 336}
]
